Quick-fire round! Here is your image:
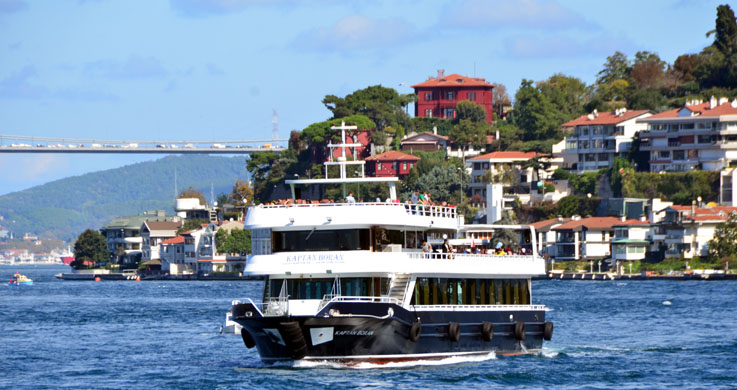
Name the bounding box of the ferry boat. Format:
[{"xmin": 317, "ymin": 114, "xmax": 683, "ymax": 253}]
[
  {"xmin": 230, "ymin": 122, "xmax": 553, "ymax": 363},
  {"xmin": 9, "ymin": 272, "xmax": 33, "ymax": 286}
]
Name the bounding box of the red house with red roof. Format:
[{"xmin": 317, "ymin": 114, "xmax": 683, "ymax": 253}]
[
  {"xmin": 365, "ymin": 151, "xmax": 420, "ymax": 179},
  {"xmin": 412, "ymin": 70, "xmax": 495, "ymax": 123}
]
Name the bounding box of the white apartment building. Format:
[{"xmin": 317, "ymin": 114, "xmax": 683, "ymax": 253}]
[
  {"xmin": 530, "ymin": 217, "xmax": 571, "ymax": 257},
  {"xmin": 656, "ymin": 205, "xmax": 737, "ymax": 259},
  {"xmin": 140, "ymin": 220, "xmax": 181, "ymax": 263},
  {"xmin": 560, "ymin": 108, "xmax": 652, "ymax": 172},
  {"xmin": 468, "ymin": 151, "xmax": 541, "ymax": 198},
  {"xmin": 611, "ymin": 220, "xmax": 650, "ymax": 263},
  {"xmin": 553, "ymin": 216, "xmax": 624, "ymax": 261},
  {"xmin": 638, "ymin": 97, "xmax": 737, "ymax": 172}
]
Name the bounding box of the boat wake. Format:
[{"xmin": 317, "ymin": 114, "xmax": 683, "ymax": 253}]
[{"xmin": 290, "ymin": 353, "xmax": 498, "ymax": 370}]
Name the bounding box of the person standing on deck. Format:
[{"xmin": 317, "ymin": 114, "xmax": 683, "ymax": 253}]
[{"xmin": 345, "ymin": 192, "xmax": 355, "ymax": 203}]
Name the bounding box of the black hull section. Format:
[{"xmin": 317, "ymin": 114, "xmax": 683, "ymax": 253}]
[{"xmin": 232, "ymin": 301, "xmax": 548, "ymax": 363}]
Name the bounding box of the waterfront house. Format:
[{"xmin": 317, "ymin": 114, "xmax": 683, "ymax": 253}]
[
  {"xmin": 560, "ymin": 108, "xmax": 652, "ymax": 172},
  {"xmin": 552, "ymin": 216, "xmax": 624, "ymax": 261},
  {"xmin": 412, "ymin": 70, "xmax": 495, "ymax": 124},
  {"xmin": 637, "ymin": 97, "xmax": 737, "ymax": 172},
  {"xmin": 140, "ymin": 220, "xmax": 182, "ymax": 266},
  {"xmin": 100, "ymin": 210, "xmax": 177, "ymax": 266},
  {"xmin": 160, "ymin": 236, "xmax": 189, "ymax": 275},
  {"xmin": 611, "ymin": 219, "xmax": 651, "ymax": 269},
  {"xmin": 400, "ymin": 132, "xmax": 450, "ymax": 153},
  {"xmin": 530, "ymin": 217, "xmax": 571, "ymax": 257},
  {"xmin": 655, "ymin": 205, "xmax": 737, "ymax": 259}
]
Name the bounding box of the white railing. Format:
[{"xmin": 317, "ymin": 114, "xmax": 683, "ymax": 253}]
[
  {"xmin": 405, "ymin": 253, "xmax": 536, "ymax": 261},
  {"xmin": 318, "ymin": 295, "xmax": 400, "ymax": 310},
  {"xmin": 412, "ymin": 304, "xmax": 548, "ymax": 311},
  {"xmin": 231, "ymin": 297, "xmax": 288, "ymax": 317},
  {"xmin": 257, "ymin": 201, "xmax": 457, "ymax": 219}
]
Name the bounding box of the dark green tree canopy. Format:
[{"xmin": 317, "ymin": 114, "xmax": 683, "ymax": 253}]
[
  {"xmin": 596, "ymin": 51, "xmax": 630, "ymax": 85},
  {"xmin": 322, "ymin": 85, "xmax": 413, "ymax": 131},
  {"xmin": 72, "ymin": 229, "xmax": 108, "ymax": 269}
]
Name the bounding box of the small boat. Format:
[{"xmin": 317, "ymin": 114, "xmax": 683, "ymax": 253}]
[
  {"xmin": 9, "ymin": 272, "xmax": 33, "ymax": 286},
  {"xmin": 223, "ymin": 311, "xmax": 242, "ymax": 334}
]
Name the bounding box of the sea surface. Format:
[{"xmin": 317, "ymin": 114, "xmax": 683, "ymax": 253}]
[{"xmin": 2, "ymin": 265, "xmax": 736, "ymax": 389}]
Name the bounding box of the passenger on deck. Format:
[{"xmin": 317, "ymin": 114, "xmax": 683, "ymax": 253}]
[{"xmin": 345, "ymin": 192, "xmax": 355, "ymax": 204}]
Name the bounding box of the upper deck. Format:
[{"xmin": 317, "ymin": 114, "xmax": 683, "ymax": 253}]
[{"xmin": 245, "ymin": 202, "xmax": 460, "ymax": 231}]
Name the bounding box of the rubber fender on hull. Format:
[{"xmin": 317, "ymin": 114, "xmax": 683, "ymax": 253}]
[
  {"xmin": 481, "ymin": 321, "xmax": 494, "ymax": 342},
  {"xmin": 448, "ymin": 322, "xmax": 461, "ymax": 342},
  {"xmin": 409, "ymin": 322, "xmax": 422, "ymax": 342},
  {"xmin": 513, "ymin": 322, "xmax": 526, "ymax": 341},
  {"xmin": 543, "ymin": 321, "xmax": 554, "ymax": 341},
  {"xmin": 278, "ymin": 322, "xmax": 308, "ymax": 360},
  {"xmin": 240, "ymin": 329, "xmax": 256, "ymax": 349}
]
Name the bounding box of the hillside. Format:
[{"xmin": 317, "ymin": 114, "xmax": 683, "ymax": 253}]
[{"xmin": 0, "ymin": 155, "xmax": 249, "ymax": 241}]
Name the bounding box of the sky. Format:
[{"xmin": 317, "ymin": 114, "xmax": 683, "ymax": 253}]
[{"xmin": 0, "ymin": 0, "xmax": 732, "ymax": 195}]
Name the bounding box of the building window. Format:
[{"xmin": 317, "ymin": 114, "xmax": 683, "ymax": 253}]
[
  {"xmin": 393, "ymin": 162, "xmax": 398, "ymax": 172},
  {"xmin": 402, "ymin": 162, "xmax": 407, "ymax": 171},
  {"xmin": 377, "ymin": 162, "xmax": 382, "ymax": 171},
  {"xmin": 425, "ymin": 92, "xmax": 432, "ymax": 101},
  {"xmin": 444, "ymin": 108, "xmax": 455, "ymax": 119},
  {"xmin": 447, "ymin": 91, "xmax": 454, "ymax": 100},
  {"xmin": 425, "ymin": 109, "xmax": 433, "ymax": 118},
  {"xmin": 468, "ymin": 92, "xmax": 476, "ymax": 101}
]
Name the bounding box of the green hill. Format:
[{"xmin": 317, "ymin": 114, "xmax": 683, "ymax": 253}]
[{"xmin": 0, "ymin": 155, "xmax": 249, "ymax": 241}]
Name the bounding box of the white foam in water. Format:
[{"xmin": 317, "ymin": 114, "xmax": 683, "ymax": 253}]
[
  {"xmin": 291, "ymin": 352, "xmax": 497, "ymax": 370},
  {"xmin": 539, "ymin": 348, "xmax": 559, "ymax": 358},
  {"xmin": 662, "ymin": 300, "xmax": 672, "ymax": 306}
]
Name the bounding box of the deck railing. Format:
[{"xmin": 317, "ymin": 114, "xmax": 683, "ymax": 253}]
[
  {"xmin": 257, "ymin": 202, "xmax": 457, "ymax": 219},
  {"xmin": 405, "ymin": 253, "xmax": 536, "ymax": 261}
]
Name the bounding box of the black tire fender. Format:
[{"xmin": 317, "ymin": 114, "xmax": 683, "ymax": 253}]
[
  {"xmin": 543, "ymin": 321, "xmax": 554, "ymax": 341},
  {"xmin": 513, "ymin": 322, "xmax": 526, "ymax": 341},
  {"xmin": 409, "ymin": 322, "xmax": 421, "ymax": 342},
  {"xmin": 279, "ymin": 321, "xmax": 308, "ymax": 360},
  {"xmin": 240, "ymin": 329, "xmax": 256, "ymax": 349},
  {"xmin": 481, "ymin": 321, "xmax": 494, "ymax": 342},
  {"xmin": 448, "ymin": 322, "xmax": 460, "ymax": 342}
]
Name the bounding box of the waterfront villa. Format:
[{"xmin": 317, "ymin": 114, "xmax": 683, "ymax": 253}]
[
  {"xmin": 412, "ymin": 70, "xmax": 495, "ymax": 123},
  {"xmin": 530, "ymin": 217, "xmax": 571, "ymax": 258},
  {"xmin": 140, "ymin": 220, "xmax": 182, "ymax": 268},
  {"xmin": 100, "ymin": 210, "xmax": 177, "ymax": 266}
]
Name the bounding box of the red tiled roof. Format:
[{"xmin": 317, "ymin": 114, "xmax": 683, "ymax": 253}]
[
  {"xmin": 365, "ymin": 150, "xmax": 420, "ymax": 161},
  {"xmin": 562, "ymin": 109, "xmax": 651, "ymax": 127},
  {"xmin": 469, "ymin": 151, "xmax": 539, "ymax": 161},
  {"xmin": 412, "ymin": 73, "xmax": 494, "ymax": 88},
  {"xmin": 613, "ymin": 219, "xmax": 651, "ymax": 226},
  {"xmin": 160, "ymin": 236, "xmax": 184, "ymax": 245},
  {"xmin": 644, "ymin": 101, "xmax": 737, "ymax": 120},
  {"xmin": 553, "ymin": 217, "xmax": 623, "ymax": 231},
  {"xmin": 530, "ymin": 218, "xmax": 570, "ymax": 231}
]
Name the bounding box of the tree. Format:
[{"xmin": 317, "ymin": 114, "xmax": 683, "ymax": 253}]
[
  {"xmin": 230, "ymin": 179, "xmax": 253, "ymax": 206},
  {"xmin": 510, "ymin": 79, "xmax": 560, "ymax": 141},
  {"xmin": 449, "ymin": 119, "xmax": 487, "ymax": 161},
  {"xmin": 596, "ymin": 51, "xmax": 630, "ymax": 85},
  {"xmin": 216, "ymin": 193, "xmax": 230, "ymax": 206},
  {"xmin": 629, "ymin": 51, "xmax": 667, "ymax": 90},
  {"xmin": 454, "ymin": 100, "xmax": 487, "ymax": 123},
  {"xmin": 537, "ymin": 74, "xmax": 589, "ymax": 122},
  {"xmin": 490, "ymin": 210, "xmax": 519, "ymax": 248},
  {"xmin": 707, "ymin": 212, "xmax": 737, "ymax": 261},
  {"xmin": 227, "ymin": 228, "xmax": 251, "ymax": 255},
  {"xmin": 178, "ymin": 187, "xmax": 206, "ymax": 206},
  {"xmin": 322, "ymin": 85, "xmax": 413, "ymax": 131},
  {"xmin": 713, "ymin": 4, "xmax": 737, "ymax": 57},
  {"xmin": 72, "ymin": 229, "xmax": 108, "ymax": 269},
  {"xmin": 215, "ymin": 228, "xmax": 231, "ymax": 255},
  {"xmin": 414, "ymin": 166, "xmax": 466, "ymax": 203}
]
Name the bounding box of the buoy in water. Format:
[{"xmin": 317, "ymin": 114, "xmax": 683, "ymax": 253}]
[{"xmin": 94, "ymin": 276, "xmax": 101, "ymax": 282}]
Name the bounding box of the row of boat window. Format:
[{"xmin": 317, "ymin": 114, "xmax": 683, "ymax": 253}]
[
  {"xmin": 411, "ymin": 278, "xmax": 530, "ymax": 306},
  {"xmin": 271, "ymin": 229, "xmax": 371, "ymax": 252},
  {"xmin": 266, "ymin": 277, "xmax": 391, "ymax": 300}
]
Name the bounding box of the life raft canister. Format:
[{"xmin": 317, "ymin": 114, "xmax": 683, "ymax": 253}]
[
  {"xmin": 481, "ymin": 321, "xmax": 494, "ymax": 342},
  {"xmin": 448, "ymin": 322, "xmax": 460, "ymax": 342},
  {"xmin": 279, "ymin": 321, "xmax": 308, "ymax": 360},
  {"xmin": 513, "ymin": 322, "xmax": 526, "ymax": 341},
  {"xmin": 543, "ymin": 321, "xmax": 554, "ymax": 341},
  {"xmin": 409, "ymin": 322, "xmax": 422, "ymax": 342}
]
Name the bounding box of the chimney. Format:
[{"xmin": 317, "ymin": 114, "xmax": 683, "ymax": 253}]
[
  {"xmin": 433, "ymin": 126, "xmax": 438, "ymax": 135},
  {"xmin": 557, "ymin": 215, "xmax": 563, "ymax": 221},
  {"xmin": 719, "ymin": 97, "xmax": 728, "ymax": 105},
  {"xmin": 732, "ymin": 98, "xmax": 737, "ymax": 108},
  {"xmin": 572, "ymin": 214, "xmax": 581, "ymax": 221},
  {"xmin": 593, "ymin": 109, "xmax": 598, "ymax": 118},
  {"xmin": 710, "ymin": 96, "xmax": 717, "ymax": 109},
  {"xmin": 437, "ymin": 69, "xmax": 445, "ymax": 78},
  {"xmin": 641, "ymin": 215, "xmax": 647, "ymax": 222},
  {"xmin": 620, "ymin": 215, "xmax": 626, "ymax": 222}
]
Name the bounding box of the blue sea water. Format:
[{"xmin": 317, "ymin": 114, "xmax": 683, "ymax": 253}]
[{"xmin": 2, "ymin": 265, "xmax": 736, "ymax": 389}]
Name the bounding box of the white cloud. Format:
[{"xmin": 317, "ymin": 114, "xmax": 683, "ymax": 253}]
[
  {"xmin": 503, "ymin": 33, "xmax": 637, "ymax": 59},
  {"xmin": 293, "ymin": 14, "xmax": 415, "ymax": 52},
  {"xmin": 443, "ymin": 0, "xmax": 594, "ymax": 31}
]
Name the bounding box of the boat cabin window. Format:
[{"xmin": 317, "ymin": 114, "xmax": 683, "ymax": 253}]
[
  {"xmin": 411, "ymin": 278, "xmax": 530, "ymax": 306},
  {"xmin": 266, "ymin": 277, "xmax": 390, "ymax": 300},
  {"xmin": 271, "ymin": 229, "xmax": 370, "ymax": 252}
]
